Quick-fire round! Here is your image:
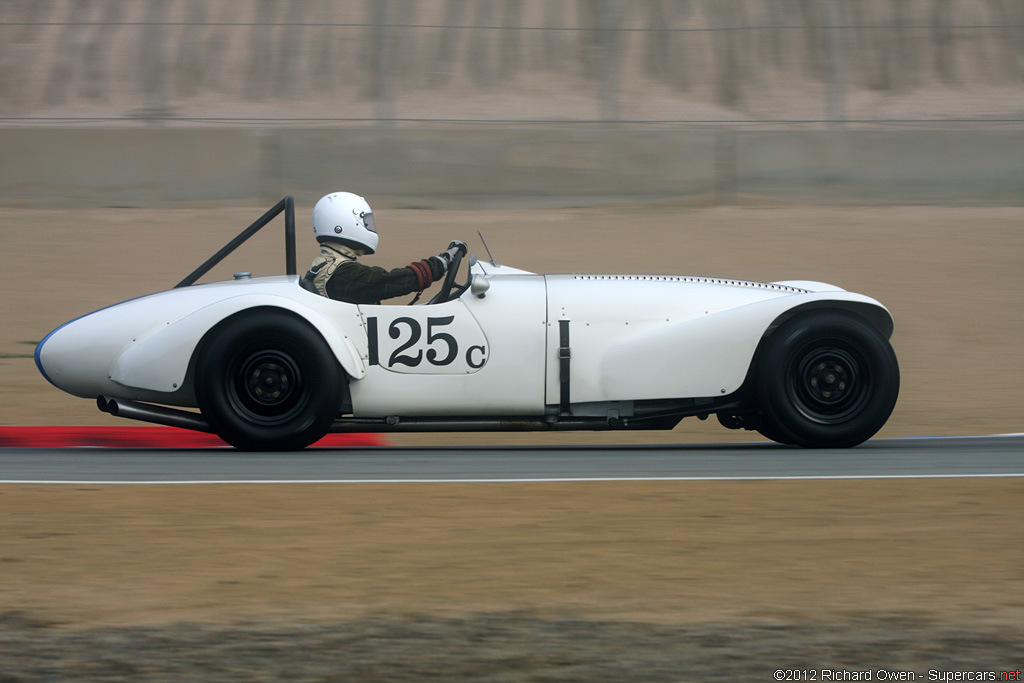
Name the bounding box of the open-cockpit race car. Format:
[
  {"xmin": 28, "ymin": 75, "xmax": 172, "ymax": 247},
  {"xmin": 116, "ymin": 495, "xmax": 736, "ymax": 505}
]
[{"xmin": 36, "ymin": 197, "xmax": 899, "ymax": 450}]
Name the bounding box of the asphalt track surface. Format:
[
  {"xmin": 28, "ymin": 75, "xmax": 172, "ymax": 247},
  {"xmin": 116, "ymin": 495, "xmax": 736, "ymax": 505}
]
[{"xmin": 1, "ymin": 435, "xmax": 1022, "ymax": 483}]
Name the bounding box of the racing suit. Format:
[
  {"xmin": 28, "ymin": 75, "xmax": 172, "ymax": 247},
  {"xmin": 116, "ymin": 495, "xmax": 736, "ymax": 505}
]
[{"xmin": 302, "ymin": 242, "xmax": 447, "ymax": 305}]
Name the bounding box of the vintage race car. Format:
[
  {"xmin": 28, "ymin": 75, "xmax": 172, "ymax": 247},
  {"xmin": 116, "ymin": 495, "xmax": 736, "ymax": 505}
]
[{"xmin": 36, "ymin": 197, "xmax": 899, "ymax": 450}]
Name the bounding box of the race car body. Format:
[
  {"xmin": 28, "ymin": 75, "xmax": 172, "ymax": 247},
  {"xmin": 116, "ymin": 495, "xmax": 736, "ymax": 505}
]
[{"xmin": 36, "ymin": 198, "xmax": 899, "ymax": 450}]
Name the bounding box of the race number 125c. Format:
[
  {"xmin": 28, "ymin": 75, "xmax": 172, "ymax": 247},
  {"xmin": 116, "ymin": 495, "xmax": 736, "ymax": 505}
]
[{"xmin": 366, "ymin": 315, "xmax": 487, "ymax": 374}]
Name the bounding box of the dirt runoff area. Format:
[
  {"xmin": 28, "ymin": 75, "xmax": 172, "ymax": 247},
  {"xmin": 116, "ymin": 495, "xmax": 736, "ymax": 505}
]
[
  {"xmin": 2, "ymin": 204, "xmax": 1023, "ymax": 679},
  {"xmin": 1, "ymin": 481, "xmax": 1022, "ymax": 680}
]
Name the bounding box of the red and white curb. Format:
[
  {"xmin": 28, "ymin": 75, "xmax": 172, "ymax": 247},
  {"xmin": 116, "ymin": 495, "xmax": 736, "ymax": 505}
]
[{"xmin": 0, "ymin": 426, "xmax": 386, "ymax": 448}]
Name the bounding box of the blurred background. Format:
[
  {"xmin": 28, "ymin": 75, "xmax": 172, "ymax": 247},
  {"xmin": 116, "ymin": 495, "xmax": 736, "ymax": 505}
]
[
  {"xmin": 3, "ymin": 8, "xmax": 1022, "ymax": 676},
  {"xmin": 3, "ymin": 7, "xmax": 1022, "ymax": 675},
  {"xmin": 1, "ymin": 0, "xmax": 1022, "ymax": 207},
  {"xmin": 3, "ymin": 0, "xmax": 1024, "ymax": 125}
]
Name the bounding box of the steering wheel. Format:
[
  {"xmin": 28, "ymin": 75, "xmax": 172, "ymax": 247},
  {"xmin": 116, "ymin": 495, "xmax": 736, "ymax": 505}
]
[{"xmin": 426, "ymin": 247, "xmax": 464, "ymax": 305}]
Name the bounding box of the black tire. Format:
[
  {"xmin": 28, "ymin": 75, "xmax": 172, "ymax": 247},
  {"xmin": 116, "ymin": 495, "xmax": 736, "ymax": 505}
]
[
  {"xmin": 756, "ymin": 310, "xmax": 899, "ymax": 448},
  {"xmin": 195, "ymin": 310, "xmax": 342, "ymax": 451},
  {"xmin": 756, "ymin": 417, "xmax": 797, "ymax": 446}
]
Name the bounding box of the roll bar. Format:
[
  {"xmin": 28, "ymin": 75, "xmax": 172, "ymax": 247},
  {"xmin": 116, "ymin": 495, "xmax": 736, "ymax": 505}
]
[{"xmin": 175, "ymin": 196, "xmax": 296, "ymax": 288}]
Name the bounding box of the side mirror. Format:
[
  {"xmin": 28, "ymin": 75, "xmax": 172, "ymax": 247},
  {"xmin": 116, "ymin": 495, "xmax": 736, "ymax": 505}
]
[{"xmin": 470, "ymin": 274, "xmax": 490, "ymax": 299}]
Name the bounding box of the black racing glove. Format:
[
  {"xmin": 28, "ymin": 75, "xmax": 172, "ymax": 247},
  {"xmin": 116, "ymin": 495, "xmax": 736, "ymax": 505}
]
[{"xmin": 439, "ymin": 240, "xmax": 467, "ymax": 268}]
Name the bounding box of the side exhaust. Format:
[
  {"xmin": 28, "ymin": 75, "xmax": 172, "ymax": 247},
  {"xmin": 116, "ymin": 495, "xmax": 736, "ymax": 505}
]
[
  {"xmin": 331, "ymin": 416, "xmax": 644, "ymax": 432},
  {"xmin": 97, "ymin": 396, "xmax": 212, "ymax": 433}
]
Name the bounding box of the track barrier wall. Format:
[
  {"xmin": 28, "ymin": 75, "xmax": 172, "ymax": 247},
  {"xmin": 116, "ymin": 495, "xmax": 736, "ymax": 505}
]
[
  {"xmin": 3, "ymin": 1, "xmax": 1022, "ymax": 208},
  {"xmin": 2, "ymin": 127, "xmax": 1023, "ymax": 208}
]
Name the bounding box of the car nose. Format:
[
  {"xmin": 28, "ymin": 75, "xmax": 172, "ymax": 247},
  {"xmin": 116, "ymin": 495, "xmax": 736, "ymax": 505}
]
[{"xmin": 35, "ymin": 314, "xmax": 120, "ymax": 399}]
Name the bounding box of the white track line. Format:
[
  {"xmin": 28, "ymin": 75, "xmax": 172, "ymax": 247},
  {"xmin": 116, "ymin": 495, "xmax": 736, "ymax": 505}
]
[
  {"xmin": 3, "ymin": 473, "xmax": 1024, "ymax": 485},
  {"xmin": 3, "ymin": 435, "xmax": 1021, "ymax": 484}
]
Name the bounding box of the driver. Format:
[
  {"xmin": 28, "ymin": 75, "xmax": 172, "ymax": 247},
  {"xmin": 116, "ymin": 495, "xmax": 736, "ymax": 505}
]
[{"xmin": 302, "ymin": 192, "xmax": 467, "ymax": 305}]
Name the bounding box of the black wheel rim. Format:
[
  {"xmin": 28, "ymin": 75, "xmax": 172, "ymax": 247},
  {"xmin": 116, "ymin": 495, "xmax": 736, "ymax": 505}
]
[
  {"xmin": 229, "ymin": 349, "xmax": 306, "ymax": 426},
  {"xmin": 786, "ymin": 342, "xmax": 870, "ymax": 424}
]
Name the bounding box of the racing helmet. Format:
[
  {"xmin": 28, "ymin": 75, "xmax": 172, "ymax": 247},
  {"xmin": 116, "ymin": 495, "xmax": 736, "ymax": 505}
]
[{"xmin": 312, "ymin": 192, "xmax": 378, "ymax": 255}]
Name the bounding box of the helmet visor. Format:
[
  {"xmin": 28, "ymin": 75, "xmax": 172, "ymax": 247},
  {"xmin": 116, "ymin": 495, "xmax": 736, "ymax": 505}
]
[{"xmin": 361, "ymin": 211, "xmax": 377, "ymax": 234}]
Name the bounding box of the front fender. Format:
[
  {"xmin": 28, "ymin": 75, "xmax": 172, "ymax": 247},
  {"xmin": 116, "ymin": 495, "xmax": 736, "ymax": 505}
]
[{"xmin": 109, "ymin": 294, "xmax": 366, "ymax": 396}]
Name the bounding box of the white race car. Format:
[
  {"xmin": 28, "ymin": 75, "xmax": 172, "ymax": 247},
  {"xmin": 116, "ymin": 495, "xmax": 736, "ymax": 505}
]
[{"xmin": 36, "ymin": 198, "xmax": 899, "ymax": 450}]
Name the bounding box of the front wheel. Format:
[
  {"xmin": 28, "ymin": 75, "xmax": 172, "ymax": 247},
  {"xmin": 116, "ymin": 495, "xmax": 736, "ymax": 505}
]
[
  {"xmin": 756, "ymin": 310, "xmax": 899, "ymax": 448},
  {"xmin": 195, "ymin": 311, "xmax": 342, "ymax": 451}
]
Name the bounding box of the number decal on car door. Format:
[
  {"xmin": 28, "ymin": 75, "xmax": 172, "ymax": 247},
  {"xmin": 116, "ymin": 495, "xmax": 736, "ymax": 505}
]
[
  {"xmin": 424, "ymin": 316, "xmax": 458, "ymax": 366},
  {"xmin": 366, "ymin": 314, "xmax": 488, "ymax": 374},
  {"xmin": 387, "ymin": 317, "xmax": 422, "ymax": 367}
]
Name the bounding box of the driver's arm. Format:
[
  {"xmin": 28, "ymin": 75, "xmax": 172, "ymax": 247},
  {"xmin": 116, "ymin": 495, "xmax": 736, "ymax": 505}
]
[{"xmin": 326, "ymin": 257, "xmax": 446, "ymax": 305}]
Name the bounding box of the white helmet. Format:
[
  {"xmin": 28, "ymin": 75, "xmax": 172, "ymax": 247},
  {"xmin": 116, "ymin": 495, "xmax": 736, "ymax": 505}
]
[{"xmin": 312, "ymin": 192, "xmax": 378, "ymax": 255}]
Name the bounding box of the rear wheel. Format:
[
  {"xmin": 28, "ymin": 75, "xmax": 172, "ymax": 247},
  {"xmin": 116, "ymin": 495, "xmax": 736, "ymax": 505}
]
[
  {"xmin": 195, "ymin": 311, "xmax": 342, "ymax": 451},
  {"xmin": 756, "ymin": 310, "xmax": 898, "ymax": 448},
  {"xmin": 756, "ymin": 417, "xmax": 797, "ymax": 446}
]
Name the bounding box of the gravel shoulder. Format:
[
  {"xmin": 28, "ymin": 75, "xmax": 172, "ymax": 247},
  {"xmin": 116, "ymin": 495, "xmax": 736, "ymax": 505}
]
[{"xmin": 1, "ymin": 480, "xmax": 1022, "ymax": 679}]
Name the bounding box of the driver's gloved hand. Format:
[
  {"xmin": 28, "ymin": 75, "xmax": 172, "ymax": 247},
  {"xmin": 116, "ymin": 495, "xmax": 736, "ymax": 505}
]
[
  {"xmin": 447, "ymin": 240, "xmax": 468, "ymax": 256},
  {"xmin": 439, "ymin": 244, "xmax": 462, "ymax": 266}
]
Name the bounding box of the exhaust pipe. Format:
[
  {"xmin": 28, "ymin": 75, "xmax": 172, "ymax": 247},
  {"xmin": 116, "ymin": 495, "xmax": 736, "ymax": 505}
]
[
  {"xmin": 330, "ymin": 416, "xmax": 617, "ymax": 433},
  {"xmin": 98, "ymin": 396, "xmax": 212, "ymax": 433}
]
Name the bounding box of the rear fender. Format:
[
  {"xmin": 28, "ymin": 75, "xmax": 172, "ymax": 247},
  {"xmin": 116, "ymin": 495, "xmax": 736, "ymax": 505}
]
[
  {"xmin": 598, "ymin": 293, "xmax": 892, "ymax": 401},
  {"xmin": 766, "ymin": 300, "xmax": 895, "ymax": 339},
  {"xmin": 735, "ymin": 299, "xmax": 895, "ymax": 395},
  {"xmin": 109, "ymin": 295, "xmax": 366, "ymax": 395}
]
